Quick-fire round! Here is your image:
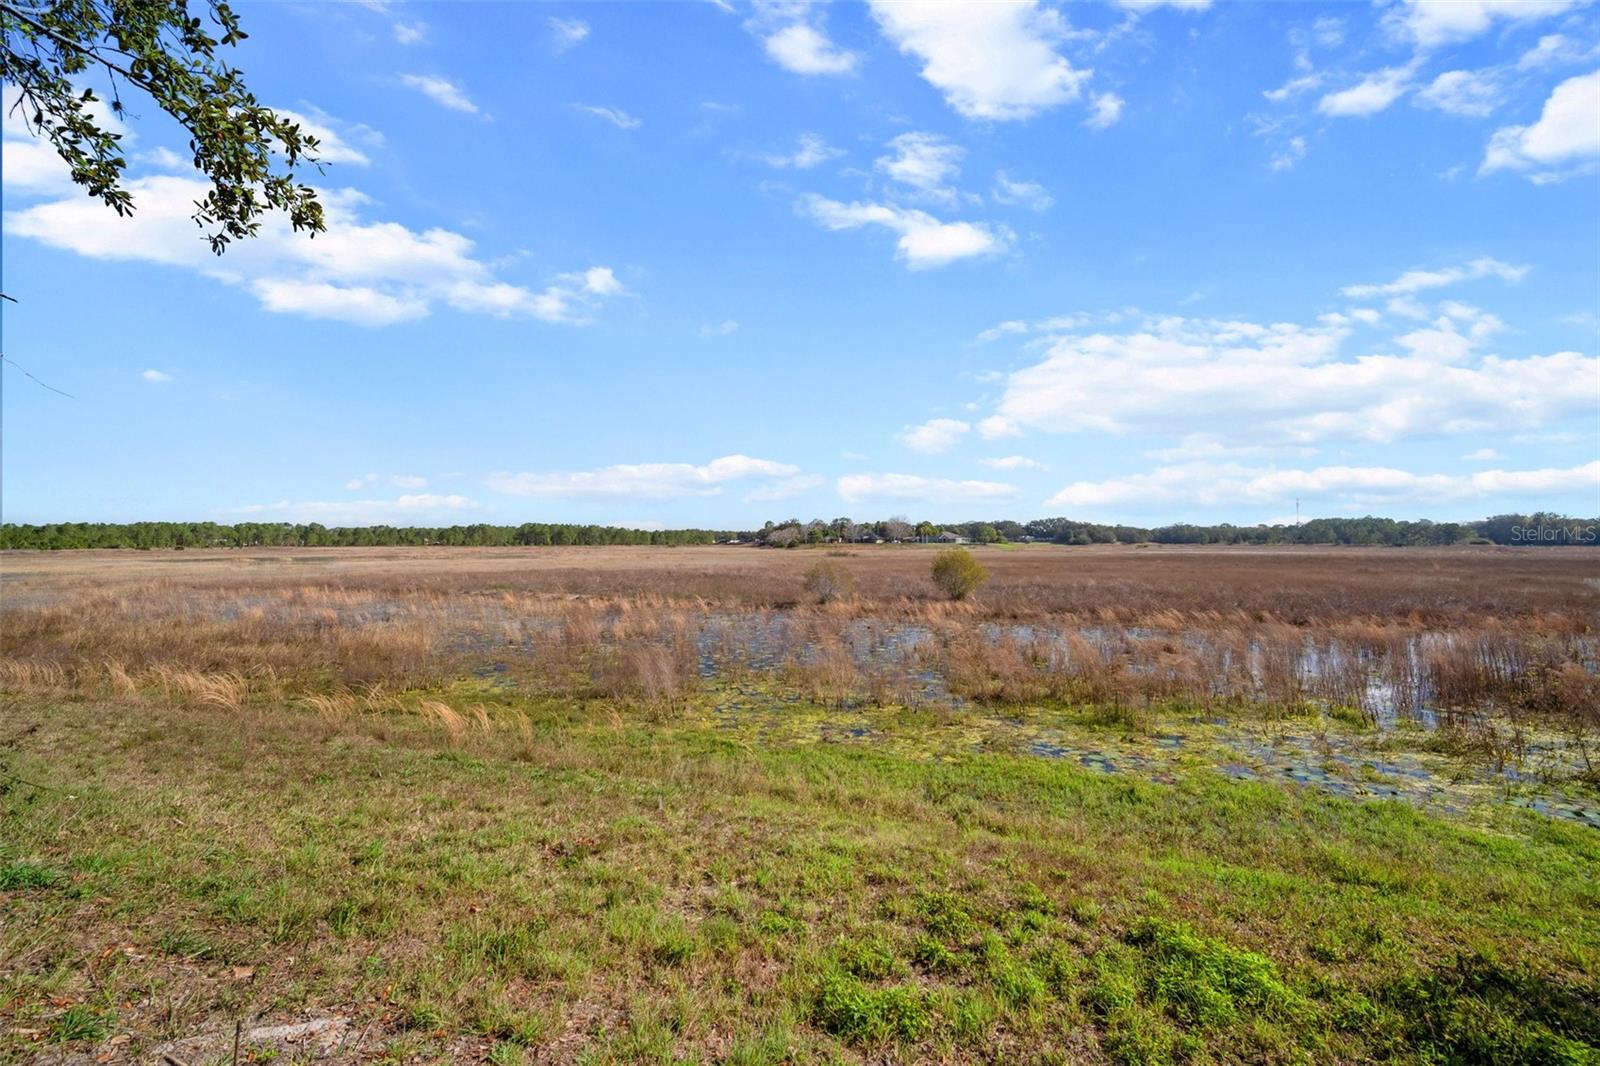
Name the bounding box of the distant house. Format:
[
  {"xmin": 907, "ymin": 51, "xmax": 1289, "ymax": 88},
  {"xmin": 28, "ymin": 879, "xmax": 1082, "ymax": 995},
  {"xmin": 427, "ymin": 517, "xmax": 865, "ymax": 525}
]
[{"xmin": 937, "ymin": 531, "xmax": 967, "ymax": 544}]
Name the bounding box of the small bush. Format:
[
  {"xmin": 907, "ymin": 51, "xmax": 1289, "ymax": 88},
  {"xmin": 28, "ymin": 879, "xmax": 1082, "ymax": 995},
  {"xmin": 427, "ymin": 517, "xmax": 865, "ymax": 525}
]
[
  {"xmin": 812, "ymin": 970, "xmax": 931, "ymax": 1043},
  {"xmin": 802, "ymin": 560, "xmax": 854, "ymax": 604},
  {"xmin": 931, "ymin": 548, "xmax": 988, "ymax": 601},
  {"xmin": 0, "ymin": 861, "xmax": 58, "ymax": 890}
]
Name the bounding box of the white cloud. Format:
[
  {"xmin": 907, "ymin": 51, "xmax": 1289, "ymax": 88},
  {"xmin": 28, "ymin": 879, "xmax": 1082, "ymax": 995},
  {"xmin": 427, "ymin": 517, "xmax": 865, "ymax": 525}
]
[
  {"xmin": 254, "ymin": 279, "xmax": 426, "ymax": 326},
  {"xmin": 1264, "ymin": 73, "xmax": 1325, "ymax": 102},
  {"xmin": 763, "ymin": 21, "xmax": 858, "ymax": 75},
  {"xmin": 1313, "ymin": 17, "xmax": 1345, "ymax": 47},
  {"xmin": 574, "ymin": 104, "xmax": 641, "ymax": 130},
  {"xmin": 487, "ymin": 455, "xmax": 802, "ymax": 499},
  {"xmin": 837, "ymin": 473, "xmax": 1020, "ymax": 504},
  {"xmin": 1385, "ymin": 0, "xmax": 1578, "ymax": 49},
  {"xmin": 1, "ymin": 137, "xmax": 74, "ymax": 195},
  {"xmin": 5, "ymin": 175, "xmax": 624, "ymax": 327},
  {"xmin": 393, "ymin": 21, "xmax": 427, "ymax": 45},
  {"xmin": 548, "ymin": 17, "xmax": 590, "ymax": 51},
  {"xmin": 985, "ymin": 309, "xmax": 1597, "ymax": 449},
  {"xmin": 1270, "ymin": 136, "xmax": 1307, "ymax": 171},
  {"xmin": 868, "ymin": 0, "xmax": 1091, "ymax": 121},
  {"xmin": 977, "ymin": 415, "xmax": 1021, "ymax": 439},
  {"xmin": 140, "ymin": 369, "xmax": 173, "ymax": 383},
  {"xmin": 799, "ymin": 194, "xmax": 1012, "ymax": 269},
  {"xmin": 1342, "ymin": 257, "xmax": 1528, "ymax": 298},
  {"xmin": 980, "ymin": 455, "xmax": 1048, "ymax": 470},
  {"xmin": 1416, "ymin": 69, "xmax": 1501, "ymax": 117},
  {"xmin": 1117, "ymin": 0, "xmax": 1212, "ymax": 10},
  {"xmin": 1463, "ymin": 447, "xmax": 1502, "ymax": 461},
  {"xmin": 898, "ymin": 417, "xmax": 971, "ymax": 453},
  {"xmin": 876, "ymin": 132, "xmax": 964, "ymax": 197},
  {"xmin": 978, "ymin": 319, "xmax": 1030, "ymax": 342},
  {"xmin": 1318, "ymin": 64, "xmax": 1417, "ymax": 117},
  {"xmin": 1481, "ymin": 71, "xmax": 1600, "ymax": 180},
  {"xmin": 232, "ymin": 494, "xmax": 474, "ymax": 523},
  {"xmin": 390, "ymin": 474, "xmax": 428, "ymax": 489},
  {"xmin": 271, "ymin": 108, "xmax": 383, "ymax": 167},
  {"xmin": 992, "ymin": 171, "xmax": 1053, "ymax": 210},
  {"xmin": 700, "ymin": 319, "xmax": 740, "ymax": 337},
  {"xmin": 345, "ymin": 474, "xmax": 378, "ymax": 491},
  {"xmin": 1517, "ymin": 34, "xmax": 1597, "ymax": 70},
  {"xmin": 1085, "ymin": 91, "xmax": 1125, "ymax": 129},
  {"xmin": 139, "ymin": 146, "xmax": 190, "ymax": 171},
  {"xmin": 1046, "ymin": 460, "xmax": 1600, "ymax": 510},
  {"xmin": 399, "ymin": 74, "xmax": 479, "ymax": 114},
  {"xmin": 761, "ymin": 132, "xmax": 843, "ymax": 169}
]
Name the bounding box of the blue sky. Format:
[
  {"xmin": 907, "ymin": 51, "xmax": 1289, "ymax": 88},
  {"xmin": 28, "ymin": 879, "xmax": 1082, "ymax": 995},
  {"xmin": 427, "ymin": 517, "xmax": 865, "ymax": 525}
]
[{"xmin": 3, "ymin": 0, "xmax": 1597, "ymax": 528}]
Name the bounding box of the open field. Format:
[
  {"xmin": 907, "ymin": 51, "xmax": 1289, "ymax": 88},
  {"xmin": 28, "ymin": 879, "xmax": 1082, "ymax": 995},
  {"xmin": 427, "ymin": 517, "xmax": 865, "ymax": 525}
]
[{"xmin": 3, "ymin": 545, "xmax": 1600, "ymax": 1063}]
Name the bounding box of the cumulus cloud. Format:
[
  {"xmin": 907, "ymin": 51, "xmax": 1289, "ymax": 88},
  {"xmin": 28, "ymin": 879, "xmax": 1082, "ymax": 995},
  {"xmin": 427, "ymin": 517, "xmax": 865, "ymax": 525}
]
[
  {"xmin": 1085, "ymin": 91, "xmax": 1125, "ymax": 129},
  {"xmin": 393, "ymin": 21, "xmax": 427, "ymax": 45},
  {"xmin": 1046, "ymin": 460, "xmax": 1600, "ymax": 510},
  {"xmin": 1416, "ymin": 69, "xmax": 1502, "ymax": 117},
  {"xmin": 1318, "ymin": 63, "xmax": 1418, "ymax": 117},
  {"xmin": 140, "ymin": 369, "xmax": 173, "ymax": 383},
  {"xmin": 876, "ymin": 132, "xmax": 965, "ymax": 198},
  {"xmin": 761, "ymin": 132, "xmax": 843, "ymax": 169},
  {"xmin": 5, "ymin": 173, "xmax": 624, "ymax": 327},
  {"xmin": 798, "ymin": 194, "xmax": 1012, "ymax": 269},
  {"xmin": 486, "ymin": 455, "xmax": 802, "ymax": 499},
  {"xmin": 868, "ymin": 0, "xmax": 1091, "ymax": 121},
  {"xmin": 1385, "ymin": 0, "xmax": 1578, "ymax": 49},
  {"xmin": 399, "ymin": 74, "xmax": 479, "ymax": 114},
  {"xmin": 751, "ymin": 3, "xmax": 859, "ymax": 77},
  {"xmin": 837, "ymin": 473, "xmax": 1020, "ymax": 504},
  {"xmin": 898, "ymin": 417, "xmax": 971, "ymax": 453},
  {"xmin": 983, "ymin": 306, "xmax": 1597, "ymax": 449},
  {"xmin": 1481, "ymin": 70, "xmax": 1600, "ymax": 181},
  {"xmin": 699, "ymin": 319, "xmax": 740, "ymax": 337},
  {"xmin": 1341, "ymin": 257, "xmax": 1528, "ymax": 298}
]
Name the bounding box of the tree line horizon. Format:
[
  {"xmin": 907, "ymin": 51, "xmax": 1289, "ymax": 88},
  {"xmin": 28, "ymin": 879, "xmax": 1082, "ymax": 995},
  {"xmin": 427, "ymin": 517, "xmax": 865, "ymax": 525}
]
[{"xmin": 1, "ymin": 513, "xmax": 1595, "ymax": 550}]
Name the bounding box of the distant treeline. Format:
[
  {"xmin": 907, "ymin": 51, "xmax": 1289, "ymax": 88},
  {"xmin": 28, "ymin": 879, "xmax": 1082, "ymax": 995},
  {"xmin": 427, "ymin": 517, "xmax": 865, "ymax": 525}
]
[
  {"xmin": 2, "ymin": 513, "xmax": 1595, "ymax": 550},
  {"xmin": 0, "ymin": 522, "xmax": 727, "ymax": 550},
  {"xmin": 754, "ymin": 513, "xmax": 1597, "ymax": 547}
]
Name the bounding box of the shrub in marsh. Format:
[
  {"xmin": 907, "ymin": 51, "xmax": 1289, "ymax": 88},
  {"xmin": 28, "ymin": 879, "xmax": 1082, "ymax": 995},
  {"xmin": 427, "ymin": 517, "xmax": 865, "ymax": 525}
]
[
  {"xmin": 931, "ymin": 548, "xmax": 988, "ymax": 601},
  {"xmin": 803, "ymin": 560, "xmax": 854, "ymax": 604}
]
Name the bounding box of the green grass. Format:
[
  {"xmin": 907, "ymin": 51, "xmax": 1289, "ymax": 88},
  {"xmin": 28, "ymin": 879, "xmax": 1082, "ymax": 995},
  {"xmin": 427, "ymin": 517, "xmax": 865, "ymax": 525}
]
[{"xmin": 1, "ymin": 691, "xmax": 1598, "ymax": 1063}]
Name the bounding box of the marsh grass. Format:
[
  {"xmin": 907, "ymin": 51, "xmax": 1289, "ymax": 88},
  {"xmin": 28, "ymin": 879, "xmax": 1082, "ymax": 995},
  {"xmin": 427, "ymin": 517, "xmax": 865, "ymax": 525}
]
[{"xmin": 2, "ymin": 692, "xmax": 1597, "ymax": 1063}]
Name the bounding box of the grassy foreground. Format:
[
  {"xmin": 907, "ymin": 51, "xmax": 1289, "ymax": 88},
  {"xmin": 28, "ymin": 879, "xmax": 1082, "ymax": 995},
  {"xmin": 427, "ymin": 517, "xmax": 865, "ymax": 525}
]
[{"xmin": 2, "ymin": 691, "xmax": 1598, "ymax": 1064}]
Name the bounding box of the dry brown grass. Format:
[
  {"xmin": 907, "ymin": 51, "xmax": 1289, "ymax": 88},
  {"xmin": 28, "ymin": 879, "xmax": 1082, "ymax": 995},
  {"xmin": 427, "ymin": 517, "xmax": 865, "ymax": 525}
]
[{"xmin": 3, "ymin": 546, "xmax": 1596, "ymax": 748}]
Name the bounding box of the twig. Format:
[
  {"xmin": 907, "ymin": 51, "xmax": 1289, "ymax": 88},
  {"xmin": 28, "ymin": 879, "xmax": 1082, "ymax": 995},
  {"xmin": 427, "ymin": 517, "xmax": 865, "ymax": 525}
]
[
  {"xmin": 161, "ymin": 1055, "xmax": 191, "ymax": 1066},
  {"xmin": 231, "ymin": 1017, "xmax": 242, "ymax": 1066},
  {"xmin": 1, "ymin": 355, "xmax": 75, "ymax": 398}
]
